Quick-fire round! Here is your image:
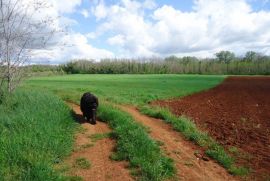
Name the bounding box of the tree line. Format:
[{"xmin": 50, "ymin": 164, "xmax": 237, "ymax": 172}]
[{"xmin": 60, "ymin": 51, "xmax": 270, "ymax": 75}]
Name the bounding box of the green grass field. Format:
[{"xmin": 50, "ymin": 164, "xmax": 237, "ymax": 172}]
[
  {"xmin": 24, "ymin": 74, "xmax": 225, "ymax": 104},
  {"xmin": 0, "ymin": 90, "xmax": 77, "ymax": 180}
]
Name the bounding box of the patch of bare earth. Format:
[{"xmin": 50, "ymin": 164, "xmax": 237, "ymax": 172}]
[
  {"xmin": 153, "ymin": 76, "xmax": 270, "ymax": 180},
  {"xmin": 64, "ymin": 103, "xmax": 133, "ymax": 181},
  {"xmin": 120, "ymin": 105, "xmax": 237, "ymax": 181}
]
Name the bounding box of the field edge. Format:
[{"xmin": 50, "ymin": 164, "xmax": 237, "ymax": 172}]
[{"xmin": 139, "ymin": 105, "xmax": 249, "ymax": 176}]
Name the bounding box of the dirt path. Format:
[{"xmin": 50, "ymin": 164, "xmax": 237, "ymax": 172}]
[
  {"xmin": 120, "ymin": 105, "xmax": 237, "ymax": 181},
  {"xmin": 66, "ymin": 103, "xmax": 133, "ymax": 181}
]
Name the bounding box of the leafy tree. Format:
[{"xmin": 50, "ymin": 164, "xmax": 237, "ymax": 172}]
[
  {"xmin": 244, "ymin": 51, "xmax": 258, "ymax": 62},
  {"xmin": 215, "ymin": 51, "xmax": 235, "ymax": 63},
  {"xmin": 215, "ymin": 51, "xmax": 235, "ymax": 73}
]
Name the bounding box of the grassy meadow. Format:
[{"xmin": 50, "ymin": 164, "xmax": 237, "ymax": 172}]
[{"xmin": 23, "ymin": 74, "xmax": 225, "ymax": 105}]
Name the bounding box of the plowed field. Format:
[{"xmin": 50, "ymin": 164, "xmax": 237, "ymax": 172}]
[{"xmin": 153, "ymin": 77, "xmax": 270, "ymax": 179}]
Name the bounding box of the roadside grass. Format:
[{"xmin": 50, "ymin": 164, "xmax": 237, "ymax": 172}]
[
  {"xmin": 97, "ymin": 103, "xmax": 175, "ymax": 181},
  {"xmin": 139, "ymin": 105, "xmax": 249, "ymax": 176},
  {"xmin": 0, "ymin": 90, "xmax": 77, "ymax": 180}
]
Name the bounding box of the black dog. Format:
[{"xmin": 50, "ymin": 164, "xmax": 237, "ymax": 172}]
[{"xmin": 80, "ymin": 92, "xmax": 99, "ymax": 124}]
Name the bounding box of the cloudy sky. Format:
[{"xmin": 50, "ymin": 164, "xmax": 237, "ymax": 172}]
[{"xmin": 34, "ymin": 0, "xmax": 270, "ymax": 64}]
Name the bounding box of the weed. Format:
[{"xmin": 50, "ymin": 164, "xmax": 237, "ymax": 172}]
[
  {"xmin": 81, "ymin": 143, "xmax": 95, "ymax": 149},
  {"xmin": 88, "ymin": 133, "xmax": 112, "ymax": 142},
  {"xmin": 66, "ymin": 175, "xmax": 84, "ymax": 181},
  {"xmin": 240, "ymin": 117, "xmax": 247, "ymax": 124},
  {"xmin": 56, "ymin": 164, "xmax": 71, "ymax": 173},
  {"xmin": 77, "ymin": 126, "xmax": 88, "ymax": 134},
  {"xmin": 156, "ymin": 140, "xmax": 165, "ymax": 146},
  {"xmin": 228, "ymin": 146, "xmax": 239, "ymax": 154},
  {"xmin": 110, "ymin": 153, "xmax": 124, "ymax": 161},
  {"xmin": 172, "ymin": 150, "xmax": 181, "ymax": 155},
  {"xmin": 184, "ymin": 161, "xmax": 194, "ymax": 167},
  {"xmin": 228, "ymin": 166, "xmax": 250, "ymax": 176},
  {"xmin": 130, "ymin": 168, "xmax": 142, "ymax": 177},
  {"xmin": 206, "ymin": 143, "xmax": 234, "ymax": 169},
  {"xmin": 74, "ymin": 143, "xmax": 95, "ymax": 152},
  {"xmin": 74, "ymin": 157, "xmax": 91, "ymax": 169}
]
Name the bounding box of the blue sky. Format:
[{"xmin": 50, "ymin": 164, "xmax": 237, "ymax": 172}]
[{"xmin": 34, "ymin": 0, "xmax": 270, "ymax": 63}]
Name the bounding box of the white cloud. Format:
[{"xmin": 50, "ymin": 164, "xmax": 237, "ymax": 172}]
[
  {"xmin": 91, "ymin": 0, "xmax": 108, "ymax": 20},
  {"xmin": 44, "ymin": 0, "xmax": 115, "ymax": 62},
  {"xmin": 90, "ymin": 0, "xmax": 156, "ymax": 57},
  {"xmin": 62, "ymin": 33, "xmax": 114, "ymax": 60},
  {"xmin": 80, "ymin": 9, "xmax": 90, "ymax": 18},
  {"xmin": 86, "ymin": 32, "xmax": 97, "ymax": 39},
  {"xmin": 12, "ymin": 0, "xmax": 114, "ymax": 63},
  {"xmin": 49, "ymin": 0, "xmax": 82, "ymax": 14},
  {"xmin": 107, "ymin": 34, "xmax": 125, "ymax": 46},
  {"xmin": 31, "ymin": 33, "xmax": 114, "ymax": 64},
  {"xmin": 143, "ymin": 0, "xmax": 157, "ymax": 9},
  {"xmin": 90, "ymin": 0, "xmax": 270, "ymax": 57}
]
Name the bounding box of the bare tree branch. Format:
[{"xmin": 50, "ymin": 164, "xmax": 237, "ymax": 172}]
[{"xmin": 0, "ymin": 0, "xmax": 63, "ymax": 94}]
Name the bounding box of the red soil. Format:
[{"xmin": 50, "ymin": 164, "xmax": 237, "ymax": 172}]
[{"xmin": 153, "ymin": 76, "xmax": 270, "ymax": 180}]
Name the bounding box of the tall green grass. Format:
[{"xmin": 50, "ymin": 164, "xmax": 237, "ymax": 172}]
[
  {"xmin": 0, "ymin": 90, "xmax": 77, "ymax": 180},
  {"xmin": 97, "ymin": 103, "xmax": 175, "ymax": 181},
  {"xmin": 140, "ymin": 106, "xmax": 249, "ymax": 176}
]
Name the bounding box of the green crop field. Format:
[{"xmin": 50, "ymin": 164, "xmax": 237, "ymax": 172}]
[{"xmin": 23, "ymin": 74, "xmax": 225, "ymax": 104}]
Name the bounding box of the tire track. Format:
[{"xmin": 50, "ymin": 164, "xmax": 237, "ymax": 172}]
[
  {"xmin": 120, "ymin": 105, "xmax": 238, "ymax": 181},
  {"xmin": 65, "ymin": 103, "xmax": 133, "ymax": 181}
]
